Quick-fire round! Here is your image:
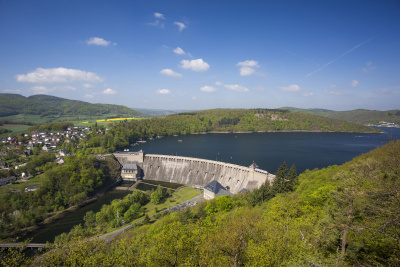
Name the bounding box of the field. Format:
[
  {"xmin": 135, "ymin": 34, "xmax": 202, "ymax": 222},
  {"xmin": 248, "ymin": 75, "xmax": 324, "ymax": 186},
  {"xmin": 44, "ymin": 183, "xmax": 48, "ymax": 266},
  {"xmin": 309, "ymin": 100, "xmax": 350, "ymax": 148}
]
[{"xmin": 0, "ymin": 124, "xmax": 31, "ymax": 138}]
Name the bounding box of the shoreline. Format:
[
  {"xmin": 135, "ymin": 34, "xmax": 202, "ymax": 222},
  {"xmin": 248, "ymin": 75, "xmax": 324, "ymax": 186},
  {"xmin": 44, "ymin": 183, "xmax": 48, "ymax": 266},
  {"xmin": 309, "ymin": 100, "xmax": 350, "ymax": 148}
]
[
  {"xmin": 191, "ymin": 129, "xmax": 382, "ymax": 134},
  {"xmin": 4, "ymin": 178, "xmax": 122, "ymax": 243}
]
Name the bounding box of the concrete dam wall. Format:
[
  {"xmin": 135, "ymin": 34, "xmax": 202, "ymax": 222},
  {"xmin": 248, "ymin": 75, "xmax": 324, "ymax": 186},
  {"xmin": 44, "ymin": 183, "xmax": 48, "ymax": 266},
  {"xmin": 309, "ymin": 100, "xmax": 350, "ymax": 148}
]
[{"xmin": 113, "ymin": 152, "xmax": 275, "ymax": 194}]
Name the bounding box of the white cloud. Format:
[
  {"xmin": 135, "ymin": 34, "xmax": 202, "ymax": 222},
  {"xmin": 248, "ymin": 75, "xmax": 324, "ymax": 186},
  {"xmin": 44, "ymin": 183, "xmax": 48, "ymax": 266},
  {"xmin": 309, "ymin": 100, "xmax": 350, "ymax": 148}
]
[
  {"xmin": 84, "ymin": 94, "xmax": 95, "ymax": 98},
  {"xmin": 330, "ymin": 84, "xmax": 337, "ymax": 88},
  {"xmin": 174, "ymin": 21, "xmax": 187, "ymax": 32},
  {"xmin": 180, "ymin": 59, "xmax": 210, "ymax": 72},
  {"xmin": 16, "ymin": 67, "xmax": 102, "ymax": 83},
  {"xmin": 3, "ymin": 89, "xmax": 21, "ymax": 93},
  {"xmin": 237, "ymin": 60, "xmax": 259, "ymax": 76},
  {"xmin": 215, "ymin": 81, "xmax": 223, "ymax": 86},
  {"xmin": 86, "ymin": 37, "xmax": 113, "ymax": 46},
  {"xmin": 173, "ymin": 47, "xmax": 185, "ymax": 55},
  {"xmin": 200, "ymin": 86, "xmax": 217, "ymax": 93},
  {"xmin": 30, "ymin": 86, "xmax": 52, "ymax": 94},
  {"xmin": 302, "ymin": 92, "xmax": 314, "ymax": 97},
  {"xmin": 154, "ymin": 12, "xmax": 165, "ymax": 19},
  {"xmin": 156, "ymin": 89, "xmax": 171, "ymax": 94},
  {"xmin": 351, "ymin": 80, "xmax": 359, "ymax": 87},
  {"xmin": 192, "ymin": 96, "xmax": 197, "ymax": 100},
  {"xmin": 160, "ymin": 69, "xmax": 183, "ymax": 78},
  {"xmin": 103, "ymin": 88, "xmax": 117, "ymax": 95},
  {"xmin": 83, "ymin": 83, "xmax": 93, "ymax": 88},
  {"xmin": 279, "ymin": 84, "xmax": 301, "ymax": 92},
  {"xmin": 237, "ymin": 60, "xmax": 259, "ymax": 67},
  {"xmin": 147, "ymin": 13, "xmax": 165, "ymax": 28},
  {"xmin": 224, "ymin": 84, "xmax": 249, "ymax": 92}
]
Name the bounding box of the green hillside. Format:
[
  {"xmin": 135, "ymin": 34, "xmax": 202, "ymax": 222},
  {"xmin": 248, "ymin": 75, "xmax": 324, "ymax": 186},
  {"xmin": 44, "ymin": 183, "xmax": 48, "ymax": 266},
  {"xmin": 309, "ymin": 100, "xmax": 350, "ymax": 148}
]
[
  {"xmin": 17, "ymin": 139, "xmax": 399, "ymax": 266},
  {"xmin": 282, "ymin": 107, "xmax": 400, "ymax": 124},
  {"xmin": 0, "ymin": 94, "xmax": 144, "ymax": 117}
]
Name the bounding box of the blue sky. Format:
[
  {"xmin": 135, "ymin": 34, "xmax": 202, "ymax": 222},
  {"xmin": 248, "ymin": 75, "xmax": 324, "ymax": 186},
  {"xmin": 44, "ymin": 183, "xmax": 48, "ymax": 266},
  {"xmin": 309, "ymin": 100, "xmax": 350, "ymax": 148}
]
[{"xmin": 1, "ymin": 0, "xmax": 399, "ymax": 111}]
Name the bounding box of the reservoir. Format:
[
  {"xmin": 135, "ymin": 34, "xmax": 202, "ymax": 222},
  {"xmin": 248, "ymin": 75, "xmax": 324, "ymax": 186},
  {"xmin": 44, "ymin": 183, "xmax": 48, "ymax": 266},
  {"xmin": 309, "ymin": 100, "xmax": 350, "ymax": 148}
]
[{"xmin": 134, "ymin": 127, "xmax": 400, "ymax": 174}]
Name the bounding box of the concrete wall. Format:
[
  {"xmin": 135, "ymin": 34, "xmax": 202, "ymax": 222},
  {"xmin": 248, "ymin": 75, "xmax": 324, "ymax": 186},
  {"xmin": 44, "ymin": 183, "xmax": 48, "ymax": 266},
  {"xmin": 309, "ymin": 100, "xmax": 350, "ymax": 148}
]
[
  {"xmin": 141, "ymin": 154, "xmax": 274, "ymax": 194},
  {"xmin": 113, "ymin": 151, "xmax": 144, "ymax": 165},
  {"xmin": 113, "ymin": 152, "xmax": 275, "ymax": 194}
]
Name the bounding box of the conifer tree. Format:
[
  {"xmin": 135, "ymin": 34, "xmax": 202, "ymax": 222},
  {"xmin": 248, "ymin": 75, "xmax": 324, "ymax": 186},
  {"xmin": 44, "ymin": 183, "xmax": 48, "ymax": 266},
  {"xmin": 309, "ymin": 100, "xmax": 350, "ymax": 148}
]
[
  {"xmin": 272, "ymin": 161, "xmax": 288, "ymax": 194},
  {"xmin": 286, "ymin": 164, "xmax": 298, "ymax": 191}
]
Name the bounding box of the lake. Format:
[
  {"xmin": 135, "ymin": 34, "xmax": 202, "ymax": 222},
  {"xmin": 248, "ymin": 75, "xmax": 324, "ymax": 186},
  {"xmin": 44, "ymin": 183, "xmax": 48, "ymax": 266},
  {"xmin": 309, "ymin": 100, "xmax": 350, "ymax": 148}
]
[{"xmin": 133, "ymin": 127, "xmax": 400, "ymax": 174}]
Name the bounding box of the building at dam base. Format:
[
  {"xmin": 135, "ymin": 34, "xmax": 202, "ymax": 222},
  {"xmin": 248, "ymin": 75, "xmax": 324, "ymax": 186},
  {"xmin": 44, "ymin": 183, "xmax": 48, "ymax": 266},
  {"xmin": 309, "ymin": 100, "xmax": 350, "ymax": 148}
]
[{"xmin": 113, "ymin": 150, "xmax": 275, "ymax": 196}]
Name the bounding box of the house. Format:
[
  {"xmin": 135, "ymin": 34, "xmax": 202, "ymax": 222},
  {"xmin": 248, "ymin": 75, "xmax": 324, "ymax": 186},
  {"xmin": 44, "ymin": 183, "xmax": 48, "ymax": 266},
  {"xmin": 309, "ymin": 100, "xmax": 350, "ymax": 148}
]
[
  {"xmin": 58, "ymin": 149, "xmax": 72, "ymax": 157},
  {"xmin": 0, "ymin": 176, "xmax": 17, "ymax": 186},
  {"xmin": 203, "ymin": 180, "xmax": 233, "ymax": 200},
  {"xmin": 121, "ymin": 164, "xmax": 140, "ymax": 181},
  {"xmin": 25, "ymin": 184, "xmax": 40, "ymax": 192},
  {"xmin": 21, "ymin": 151, "xmax": 30, "ymax": 157},
  {"xmin": 42, "ymin": 144, "xmax": 54, "ymax": 151}
]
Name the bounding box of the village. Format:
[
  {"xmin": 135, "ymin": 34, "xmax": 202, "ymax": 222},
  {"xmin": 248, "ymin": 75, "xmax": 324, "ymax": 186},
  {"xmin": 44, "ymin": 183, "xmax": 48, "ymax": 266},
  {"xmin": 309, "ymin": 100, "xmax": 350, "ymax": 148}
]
[{"xmin": 0, "ymin": 126, "xmax": 92, "ymax": 189}]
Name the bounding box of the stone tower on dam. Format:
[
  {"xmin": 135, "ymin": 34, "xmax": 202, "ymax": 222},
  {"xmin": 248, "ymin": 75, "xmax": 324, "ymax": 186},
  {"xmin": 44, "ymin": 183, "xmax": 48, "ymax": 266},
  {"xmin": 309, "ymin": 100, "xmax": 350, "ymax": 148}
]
[{"xmin": 113, "ymin": 151, "xmax": 275, "ymax": 194}]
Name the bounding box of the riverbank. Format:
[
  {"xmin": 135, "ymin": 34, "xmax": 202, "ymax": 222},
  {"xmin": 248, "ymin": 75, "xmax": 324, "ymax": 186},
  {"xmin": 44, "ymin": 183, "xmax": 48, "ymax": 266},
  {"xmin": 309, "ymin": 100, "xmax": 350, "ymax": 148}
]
[
  {"xmin": 4, "ymin": 177, "xmax": 122, "ymax": 243},
  {"xmin": 189, "ymin": 129, "xmax": 382, "ymax": 134}
]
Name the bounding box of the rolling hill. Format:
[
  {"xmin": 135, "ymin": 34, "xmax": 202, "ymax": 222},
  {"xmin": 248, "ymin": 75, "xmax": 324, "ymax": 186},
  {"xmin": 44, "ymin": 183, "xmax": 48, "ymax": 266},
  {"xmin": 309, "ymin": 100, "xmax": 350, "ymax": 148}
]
[
  {"xmin": 0, "ymin": 94, "xmax": 145, "ymax": 117},
  {"xmin": 281, "ymin": 107, "xmax": 400, "ymax": 124}
]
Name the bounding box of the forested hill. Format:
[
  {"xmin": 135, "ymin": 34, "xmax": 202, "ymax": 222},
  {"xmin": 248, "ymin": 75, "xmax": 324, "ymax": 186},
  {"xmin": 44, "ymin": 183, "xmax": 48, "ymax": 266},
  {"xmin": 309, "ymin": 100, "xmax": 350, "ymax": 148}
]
[
  {"xmin": 282, "ymin": 107, "xmax": 400, "ymax": 124},
  {"xmin": 0, "ymin": 94, "xmax": 144, "ymax": 117},
  {"xmin": 96, "ymin": 109, "xmax": 379, "ymax": 151}
]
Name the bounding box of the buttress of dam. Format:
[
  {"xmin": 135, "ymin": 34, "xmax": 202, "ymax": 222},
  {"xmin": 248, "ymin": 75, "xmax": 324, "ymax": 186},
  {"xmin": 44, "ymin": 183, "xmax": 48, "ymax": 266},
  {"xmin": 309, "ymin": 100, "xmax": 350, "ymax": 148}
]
[{"xmin": 113, "ymin": 151, "xmax": 275, "ymax": 194}]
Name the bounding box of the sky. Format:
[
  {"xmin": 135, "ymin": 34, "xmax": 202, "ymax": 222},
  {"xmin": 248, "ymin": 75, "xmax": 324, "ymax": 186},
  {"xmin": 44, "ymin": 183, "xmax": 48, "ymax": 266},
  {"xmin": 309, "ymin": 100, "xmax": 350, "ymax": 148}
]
[{"xmin": 1, "ymin": 0, "xmax": 399, "ymax": 111}]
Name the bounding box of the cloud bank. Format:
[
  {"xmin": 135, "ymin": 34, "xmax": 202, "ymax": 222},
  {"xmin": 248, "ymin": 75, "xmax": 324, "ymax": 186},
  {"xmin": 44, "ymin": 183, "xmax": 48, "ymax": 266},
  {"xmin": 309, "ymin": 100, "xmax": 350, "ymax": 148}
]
[{"xmin": 16, "ymin": 67, "xmax": 102, "ymax": 83}]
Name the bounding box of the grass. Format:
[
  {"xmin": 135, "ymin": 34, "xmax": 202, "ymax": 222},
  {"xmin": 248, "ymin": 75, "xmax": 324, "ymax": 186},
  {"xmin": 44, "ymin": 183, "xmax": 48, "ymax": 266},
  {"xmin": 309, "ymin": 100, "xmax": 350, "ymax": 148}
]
[
  {"xmin": 8, "ymin": 175, "xmax": 43, "ymax": 191},
  {"xmin": 0, "ymin": 124, "xmax": 31, "ymax": 138},
  {"xmin": 101, "ymin": 187, "xmax": 201, "ymax": 233}
]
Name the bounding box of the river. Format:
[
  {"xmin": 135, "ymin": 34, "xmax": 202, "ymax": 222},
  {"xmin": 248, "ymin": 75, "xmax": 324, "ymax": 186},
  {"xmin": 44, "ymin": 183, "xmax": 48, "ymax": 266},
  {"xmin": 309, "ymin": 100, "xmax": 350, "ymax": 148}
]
[
  {"xmin": 26, "ymin": 190, "xmax": 130, "ymax": 243},
  {"xmin": 28, "ymin": 127, "xmax": 400, "ymax": 243}
]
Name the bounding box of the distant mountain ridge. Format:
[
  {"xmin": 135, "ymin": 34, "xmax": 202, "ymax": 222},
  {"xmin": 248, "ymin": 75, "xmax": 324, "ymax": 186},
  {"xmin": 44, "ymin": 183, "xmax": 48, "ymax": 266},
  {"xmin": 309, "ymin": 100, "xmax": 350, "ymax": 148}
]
[
  {"xmin": 0, "ymin": 94, "xmax": 144, "ymax": 117},
  {"xmin": 281, "ymin": 107, "xmax": 400, "ymax": 124}
]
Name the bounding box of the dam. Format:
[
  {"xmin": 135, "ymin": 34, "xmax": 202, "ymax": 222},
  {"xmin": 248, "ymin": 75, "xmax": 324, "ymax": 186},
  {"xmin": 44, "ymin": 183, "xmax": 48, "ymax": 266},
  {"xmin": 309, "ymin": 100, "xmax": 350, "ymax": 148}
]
[{"xmin": 113, "ymin": 151, "xmax": 275, "ymax": 194}]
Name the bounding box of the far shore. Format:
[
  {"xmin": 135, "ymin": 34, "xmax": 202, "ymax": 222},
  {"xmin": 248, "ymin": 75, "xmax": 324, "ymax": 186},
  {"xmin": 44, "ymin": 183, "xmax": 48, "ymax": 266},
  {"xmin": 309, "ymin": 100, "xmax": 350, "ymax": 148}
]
[{"xmin": 190, "ymin": 129, "xmax": 382, "ymax": 134}]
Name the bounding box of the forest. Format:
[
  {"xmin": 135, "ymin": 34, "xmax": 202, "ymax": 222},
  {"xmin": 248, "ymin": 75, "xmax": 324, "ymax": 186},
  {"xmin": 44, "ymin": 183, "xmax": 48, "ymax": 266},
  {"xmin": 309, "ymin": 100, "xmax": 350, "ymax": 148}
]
[
  {"xmin": 0, "ymin": 94, "xmax": 144, "ymax": 117},
  {"xmin": 83, "ymin": 108, "xmax": 380, "ymax": 152},
  {"xmin": 0, "ymin": 155, "xmax": 121, "ymax": 239},
  {"xmin": 3, "ymin": 137, "xmax": 399, "ymax": 266}
]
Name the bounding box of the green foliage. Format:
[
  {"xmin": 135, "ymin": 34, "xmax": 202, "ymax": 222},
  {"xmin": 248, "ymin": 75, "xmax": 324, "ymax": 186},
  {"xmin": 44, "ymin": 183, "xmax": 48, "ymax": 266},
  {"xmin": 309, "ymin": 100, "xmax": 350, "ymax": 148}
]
[
  {"xmin": 0, "ymin": 155, "xmax": 120, "ymax": 239},
  {"xmin": 0, "ymin": 93, "xmax": 144, "ymax": 117},
  {"xmin": 28, "ymin": 121, "xmax": 74, "ymax": 132}
]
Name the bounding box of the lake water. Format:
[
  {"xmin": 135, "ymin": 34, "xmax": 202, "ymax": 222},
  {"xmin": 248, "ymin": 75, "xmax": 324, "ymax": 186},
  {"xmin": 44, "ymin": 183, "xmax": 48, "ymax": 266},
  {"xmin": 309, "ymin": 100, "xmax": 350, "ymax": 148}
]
[{"xmin": 134, "ymin": 127, "xmax": 400, "ymax": 174}]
